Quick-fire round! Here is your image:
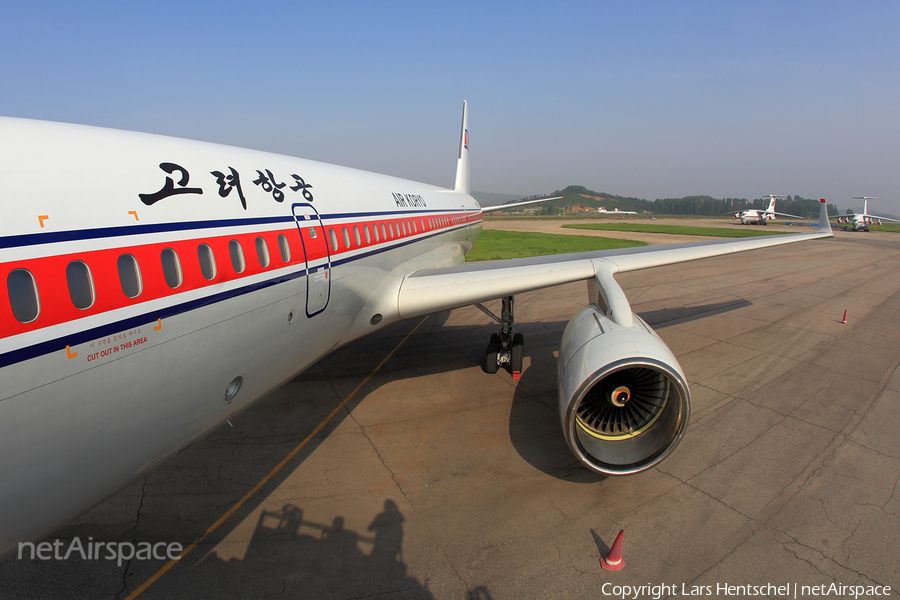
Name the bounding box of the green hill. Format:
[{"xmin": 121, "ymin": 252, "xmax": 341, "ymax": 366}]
[{"xmin": 494, "ymin": 186, "xmax": 839, "ymax": 219}]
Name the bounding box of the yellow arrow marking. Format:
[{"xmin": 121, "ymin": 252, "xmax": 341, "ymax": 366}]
[
  {"xmin": 65, "ymin": 346, "xmax": 77, "ymax": 359},
  {"xmin": 153, "ymin": 318, "xmax": 162, "ymax": 331},
  {"xmin": 128, "ymin": 211, "xmax": 139, "ymax": 221},
  {"xmin": 38, "ymin": 215, "xmax": 49, "ymax": 228}
]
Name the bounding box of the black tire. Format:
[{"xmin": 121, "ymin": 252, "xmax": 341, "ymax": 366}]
[
  {"xmin": 510, "ymin": 333, "xmax": 524, "ymax": 377},
  {"xmin": 489, "ymin": 333, "xmax": 500, "ymax": 346},
  {"xmin": 483, "ymin": 343, "xmax": 500, "ymax": 374}
]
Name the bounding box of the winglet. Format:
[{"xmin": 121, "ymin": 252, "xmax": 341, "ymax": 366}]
[
  {"xmin": 819, "ymin": 199, "xmax": 833, "ymax": 235},
  {"xmin": 453, "ymin": 101, "xmax": 469, "ymax": 195}
]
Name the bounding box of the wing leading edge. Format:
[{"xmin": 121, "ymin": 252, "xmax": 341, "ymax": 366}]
[{"xmin": 397, "ymin": 200, "xmax": 833, "ymax": 319}]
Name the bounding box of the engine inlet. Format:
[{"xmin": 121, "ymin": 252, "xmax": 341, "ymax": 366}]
[{"xmin": 576, "ymin": 368, "xmax": 668, "ymax": 439}]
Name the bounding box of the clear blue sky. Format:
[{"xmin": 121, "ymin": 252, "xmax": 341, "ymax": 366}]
[{"xmin": 3, "ymin": 1, "xmax": 899, "ymax": 211}]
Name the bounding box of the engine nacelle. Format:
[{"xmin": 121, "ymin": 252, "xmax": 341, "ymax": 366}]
[{"xmin": 558, "ymin": 304, "xmax": 690, "ymax": 476}]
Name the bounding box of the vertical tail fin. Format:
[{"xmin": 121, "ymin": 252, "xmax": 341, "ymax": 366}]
[
  {"xmin": 818, "ymin": 199, "xmax": 833, "ymax": 234},
  {"xmin": 453, "ymin": 100, "xmax": 469, "ymax": 194}
]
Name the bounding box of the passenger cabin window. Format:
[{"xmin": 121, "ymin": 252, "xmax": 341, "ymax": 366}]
[
  {"xmin": 161, "ymin": 248, "xmax": 183, "ymax": 288},
  {"xmin": 256, "ymin": 237, "xmax": 270, "ymax": 268},
  {"xmin": 380, "ymin": 223, "xmax": 387, "ymax": 240},
  {"xmin": 278, "ymin": 234, "xmax": 291, "ymax": 262},
  {"xmin": 342, "ymin": 227, "xmax": 351, "ymax": 249},
  {"xmin": 66, "ymin": 260, "xmax": 95, "ymax": 309},
  {"xmin": 229, "ymin": 240, "xmax": 245, "ymax": 273},
  {"xmin": 329, "ymin": 228, "xmax": 338, "ymax": 252},
  {"xmin": 354, "ymin": 226, "xmax": 362, "ymax": 246},
  {"xmin": 117, "ymin": 254, "xmax": 143, "ymax": 298},
  {"xmin": 7, "ymin": 268, "xmax": 40, "ymax": 323},
  {"xmin": 364, "ymin": 225, "xmax": 371, "ymax": 244},
  {"xmin": 198, "ymin": 244, "xmax": 216, "ymax": 281}
]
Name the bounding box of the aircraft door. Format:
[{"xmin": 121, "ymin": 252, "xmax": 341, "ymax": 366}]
[{"xmin": 291, "ymin": 203, "xmax": 332, "ymax": 317}]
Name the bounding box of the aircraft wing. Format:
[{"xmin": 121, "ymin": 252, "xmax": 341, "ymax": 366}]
[
  {"xmin": 480, "ymin": 196, "xmax": 561, "ymax": 213},
  {"xmin": 398, "ymin": 201, "xmax": 832, "ymax": 319},
  {"xmin": 834, "ymin": 213, "xmax": 900, "ymax": 224},
  {"xmin": 771, "ymin": 211, "xmax": 805, "ymax": 219}
]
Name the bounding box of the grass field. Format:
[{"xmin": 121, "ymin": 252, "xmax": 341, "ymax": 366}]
[
  {"xmin": 466, "ymin": 230, "xmax": 646, "ymax": 261},
  {"xmin": 866, "ymin": 224, "xmax": 900, "ymax": 233},
  {"xmin": 561, "ymin": 223, "xmax": 790, "ymax": 237}
]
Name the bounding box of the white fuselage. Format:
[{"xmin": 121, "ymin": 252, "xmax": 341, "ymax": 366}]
[
  {"xmin": 0, "ymin": 117, "xmax": 481, "ymax": 556},
  {"xmin": 736, "ymin": 209, "xmax": 774, "ymax": 224},
  {"xmin": 597, "ymin": 207, "xmax": 636, "ymax": 215},
  {"xmin": 837, "ymin": 214, "xmax": 881, "ymax": 231}
]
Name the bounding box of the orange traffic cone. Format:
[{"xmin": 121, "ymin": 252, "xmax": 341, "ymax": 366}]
[
  {"xmin": 840, "ymin": 310, "xmax": 848, "ymax": 325},
  {"xmin": 600, "ymin": 530, "xmax": 625, "ymax": 571}
]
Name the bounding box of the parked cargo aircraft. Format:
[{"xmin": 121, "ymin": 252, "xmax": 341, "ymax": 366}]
[
  {"xmin": 832, "ymin": 197, "xmax": 900, "ymax": 231},
  {"xmin": 597, "ymin": 207, "xmax": 637, "ymax": 215},
  {"xmin": 0, "ymin": 103, "xmax": 833, "ymax": 557},
  {"xmin": 729, "ymin": 195, "xmax": 803, "ymax": 225}
]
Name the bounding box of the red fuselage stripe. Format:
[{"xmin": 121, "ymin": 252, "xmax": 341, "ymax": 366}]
[{"xmin": 1, "ymin": 212, "xmax": 482, "ymax": 340}]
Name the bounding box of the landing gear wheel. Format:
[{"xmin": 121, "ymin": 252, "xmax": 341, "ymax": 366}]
[
  {"xmin": 483, "ymin": 335, "xmax": 500, "ymax": 374},
  {"xmin": 510, "ymin": 333, "xmax": 525, "ymax": 379},
  {"xmin": 479, "ymin": 297, "xmax": 524, "ymax": 378}
]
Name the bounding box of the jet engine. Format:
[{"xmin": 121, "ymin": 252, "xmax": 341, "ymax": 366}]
[{"xmin": 558, "ymin": 304, "xmax": 690, "ymax": 476}]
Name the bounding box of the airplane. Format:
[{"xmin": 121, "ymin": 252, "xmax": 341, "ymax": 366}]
[
  {"xmin": 0, "ymin": 103, "xmax": 833, "ymax": 558},
  {"xmin": 729, "ymin": 195, "xmax": 803, "ymax": 225},
  {"xmin": 832, "ymin": 197, "xmax": 900, "ymax": 231},
  {"xmin": 597, "ymin": 206, "xmax": 637, "ymax": 215}
]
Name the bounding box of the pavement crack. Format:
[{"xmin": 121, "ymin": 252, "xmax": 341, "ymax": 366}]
[
  {"xmin": 687, "ymin": 521, "xmax": 761, "ymax": 584},
  {"xmin": 349, "ymin": 412, "xmax": 414, "ymax": 510},
  {"xmin": 118, "ymin": 476, "xmax": 147, "ymax": 599}
]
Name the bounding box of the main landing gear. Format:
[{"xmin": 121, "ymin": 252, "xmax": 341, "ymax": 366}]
[{"xmin": 477, "ymin": 296, "xmax": 525, "ymax": 379}]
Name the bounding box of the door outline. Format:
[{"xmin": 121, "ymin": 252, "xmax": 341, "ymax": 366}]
[{"xmin": 291, "ymin": 203, "xmax": 332, "ymax": 317}]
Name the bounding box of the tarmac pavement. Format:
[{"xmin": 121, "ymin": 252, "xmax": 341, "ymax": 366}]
[{"xmin": 2, "ymin": 224, "xmax": 898, "ymax": 600}]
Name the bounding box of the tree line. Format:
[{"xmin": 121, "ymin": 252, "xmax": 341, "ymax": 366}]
[{"xmin": 503, "ymin": 186, "xmax": 838, "ymax": 219}]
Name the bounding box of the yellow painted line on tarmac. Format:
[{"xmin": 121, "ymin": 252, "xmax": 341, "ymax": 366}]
[{"xmin": 124, "ymin": 316, "xmax": 428, "ymax": 600}]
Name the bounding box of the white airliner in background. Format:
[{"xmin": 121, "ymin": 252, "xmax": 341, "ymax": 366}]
[
  {"xmin": 597, "ymin": 206, "xmax": 637, "ymax": 215},
  {"xmin": 0, "ymin": 103, "xmax": 833, "ymax": 557},
  {"xmin": 729, "ymin": 195, "xmax": 803, "ymax": 225},
  {"xmin": 832, "ymin": 197, "xmax": 900, "ymax": 231}
]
